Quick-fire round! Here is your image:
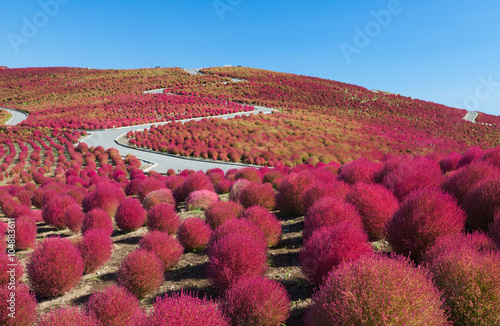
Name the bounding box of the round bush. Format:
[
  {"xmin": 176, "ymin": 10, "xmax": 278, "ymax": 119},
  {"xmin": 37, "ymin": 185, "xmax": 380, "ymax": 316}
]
[
  {"xmin": 14, "ymin": 216, "xmax": 37, "ymax": 250},
  {"xmin": 177, "ymin": 218, "xmax": 212, "ymax": 251},
  {"xmin": 124, "ymin": 178, "xmax": 142, "ymax": 197},
  {"xmin": 0, "ymin": 253, "xmax": 23, "ymax": 284},
  {"xmin": 303, "ymin": 196, "xmax": 363, "ymax": 241},
  {"xmin": 382, "ymin": 157, "xmax": 443, "ymax": 201},
  {"xmin": 205, "ymin": 200, "xmax": 244, "ymax": 229},
  {"xmin": 439, "ymin": 152, "xmax": 462, "ymax": 173},
  {"xmin": 137, "ymin": 177, "xmax": 165, "ymax": 201},
  {"xmin": 178, "ymin": 171, "xmax": 215, "ymax": 202},
  {"xmin": 479, "ymin": 146, "xmax": 500, "ymax": 168},
  {"xmin": 300, "ymin": 222, "xmax": 373, "ymax": 285},
  {"xmin": 86, "ymin": 285, "xmax": 142, "ymax": 326},
  {"xmin": 82, "ymin": 182, "xmax": 125, "ymax": 217},
  {"xmin": 146, "ymin": 203, "xmax": 180, "ymax": 234},
  {"xmin": 143, "ymin": 188, "xmax": 176, "ymax": 210},
  {"xmin": 215, "ymin": 179, "xmax": 234, "ymax": 194},
  {"xmin": 238, "ymin": 182, "xmax": 276, "ymax": 210},
  {"xmin": 463, "ymin": 175, "xmax": 500, "ymax": 231},
  {"xmin": 10, "ymin": 204, "xmax": 31, "ymax": 220},
  {"xmin": 222, "ymin": 277, "xmax": 290, "ymax": 326},
  {"xmin": 77, "ymin": 229, "xmax": 113, "ymax": 274},
  {"xmin": 115, "ymin": 197, "xmax": 146, "ymax": 231},
  {"xmin": 139, "ymin": 231, "xmax": 183, "ymax": 271},
  {"xmin": 489, "ymin": 210, "xmax": 500, "ymax": 247},
  {"xmin": 207, "ymin": 233, "xmax": 268, "ymax": 291},
  {"xmin": 117, "ymin": 249, "xmax": 164, "ymax": 298},
  {"xmin": 302, "ymin": 180, "xmax": 350, "ymax": 213},
  {"xmin": 42, "ymin": 195, "xmax": 76, "ymax": 229},
  {"xmin": 235, "ymin": 167, "xmax": 262, "ymax": 183},
  {"xmin": 63, "ymin": 203, "xmax": 85, "ymax": 233},
  {"xmin": 27, "ymin": 237, "xmax": 84, "ymax": 297},
  {"xmin": 208, "ymin": 218, "xmax": 267, "ymax": 250},
  {"xmin": 337, "ymin": 158, "xmax": 382, "ymax": 185},
  {"xmin": 304, "ymin": 254, "xmax": 449, "ymax": 326},
  {"xmin": 0, "ymin": 283, "xmax": 37, "ymax": 326},
  {"xmin": 457, "ymin": 146, "xmax": 484, "ymax": 168},
  {"xmin": 38, "ymin": 307, "xmax": 99, "ymax": 326},
  {"xmin": 345, "ymin": 182, "xmax": 399, "ymax": 240},
  {"xmin": 276, "ymin": 172, "xmax": 314, "ymax": 216},
  {"xmin": 428, "ymin": 246, "xmax": 500, "ymax": 325},
  {"xmin": 228, "ymin": 179, "xmax": 251, "ymax": 203},
  {"xmin": 386, "ymin": 188, "xmax": 466, "ymax": 261},
  {"xmin": 143, "ymin": 291, "xmax": 230, "ymax": 326},
  {"xmin": 81, "ymin": 208, "xmax": 114, "ymax": 235},
  {"xmin": 241, "ymin": 206, "xmax": 282, "ymax": 247},
  {"xmin": 186, "ymin": 190, "xmax": 219, "ymax": 211}
]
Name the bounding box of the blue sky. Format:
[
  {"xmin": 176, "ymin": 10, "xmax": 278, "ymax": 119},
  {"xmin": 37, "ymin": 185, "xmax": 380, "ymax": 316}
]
[{"xmin": 1, "ymin": 0, "xmax": 499, "ymax": 115}]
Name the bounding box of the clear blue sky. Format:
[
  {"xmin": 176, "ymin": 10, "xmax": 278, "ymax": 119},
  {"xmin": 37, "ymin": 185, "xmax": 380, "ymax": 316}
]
[{"xmin": 1, "ymin": 0, "xmax": 499, "ymax": 115}]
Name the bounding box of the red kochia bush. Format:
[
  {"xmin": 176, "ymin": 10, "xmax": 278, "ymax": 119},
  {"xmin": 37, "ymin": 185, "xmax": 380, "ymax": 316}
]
[
  {"xmin": 299, "ymin": 222, "xmax": 373, "ymax": 285},
  {"xmin": 27, "ymin": 237, "xmax": 84, "ymax": 297},
  {"xmin": 345, "ymin": 183, "xmax": 399, "ymax": 240},
  {"xmin": 178, "ymin": 171, "xmax": 215, "ymax": 202},
  {"xmin": 0, "ymin": 254, "xmax": 23, "ymax": 284},
  {"xmin": 0, "ymin": 283, "xmax": 37, "ymax": 326},
  {"xmin": 241, "ymin": 206, "xmax": 282, "ymax": 247},
  {"xmin": 337, "ymin": 158, "xmax": 382, "ymax": 185},
  {"xmin": 177, "ymin": 218, "xmax": 212, "ymax": 251},
  {"xmin": 235, "ymin": 167, "xmax": 262, "ymax": 183},
  {"xmin": 81, "ymin": 208, "xmax": 114, "ymax": 235},
  {"xmin": 115, "ymin": 197, "xmax": 146, "ymax": 231},
  {"xmin": 38, "ymin": 307, "xmax": 99, "ymax": 326},
  {"xmin": 42, "ymin": 195, "xmax": 76, "ymax": 229},
  {"xmin": 382, "ymin": 157, "xmax": 443, "ymax": 201},
  {"xmin": 386, "ymin": 188, "xmax": 466, "ymax": 261},
  {"xmin": 186, "ymin": 190, "xmax": 219, "ymax": 211},
  {"xmin": 146, "ymin": 203, "xmax": 180, "ymax": 234},
  {"xmin": 222, "ymin": 277, "xmax": 291, "ymax": 326},
  {"xmin": 207, "ymin": 233, "xmax": 268, "ymax": 291},
  {"xmin": 304, "ymin": 255, "xmax": 449, "ymax": 326},
  {"xmin": 463, "ymin": 175, "xmax": 500, "ymax": 231},
  {"xmin": 117, "ymin": 249, "xmax": 164, "ymax": 298},
  {"xmin": 215, "ymin": 179, "xmax": 234, "ymax": 194},
  {"xmin": 208, "ymin": 218, "xmax": 267, "ymax": 250},
  {"xmin": 303, "ymin": 196, "xmax": 363, "ymax": 241},
  {"xmin": 228, "ymin": 179, "xmax": 251, "ymax": 203},
  {"xmin": 144, "ymin": 291, "xmax": 230, "ymax": 326},
  {"xmin": 77, "ymin": 229, "xmax": 113, "ymax": 274},
  {"xmin": 82, "ymin": 182, "xmax": 125, "ymax": 217},
  {"xmin": 489, "ymin": 210, "xmax": 500, "ymax": 247},
  {"xmin": 301, "ymin": 180, "xmax": 350, "ymax": 213},
  {"xmin": 63, "ymin": 203, "xmax": 85, "ymax": 233},
  {"xmin": 143, "ymin": 188, "xmax": 176, "ymax": 209},
  {"xmin": 456, "ymin": 146, "xmax": 484, "ymax": 168},
  {"xmin": 139, "ymin": 231, "xmax": 183, "ymax": 271},
  {"xmin": 86, "ymin": 285, "xmax": 142, "ymax": 326},
  {"xmin": 138, "ymin": 177, "xmax": 165, "ymax": 202},
  {"xmin": 439, "ymin": 152, "xmax": 462, "ymax": 173},
  {"xmin": 14, "ymin": 217, "xmax": 36, "ymax": 250},
  {"xmin": 238, "ymin": 182, "xmax": 276, "ymax": 210},
  {"xmin": 276, "ymin": 172, "xmax": 314, "ymax": 216},
  {"xmin": 205, "ymin": 201, "xmax": 244, "ymax": 229}
]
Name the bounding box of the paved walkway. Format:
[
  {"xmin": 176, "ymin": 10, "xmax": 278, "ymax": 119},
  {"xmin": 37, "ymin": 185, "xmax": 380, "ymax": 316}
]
[
  {"xmin": 463, "ymin": 111, "xmax": 478, "ymax": 123},
  {"xmin": 1, "ymin": 107, "xmax": 29, "ymax": 125}
]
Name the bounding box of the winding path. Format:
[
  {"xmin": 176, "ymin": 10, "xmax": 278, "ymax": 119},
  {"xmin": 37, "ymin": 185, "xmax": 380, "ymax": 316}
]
[
  {"xmin": 463, "ymin": 111, "xmax": 478, "ymax": 123},
  {"xmin": 1, "ymin": 107, "xmax": 29, "ymax": 125}
]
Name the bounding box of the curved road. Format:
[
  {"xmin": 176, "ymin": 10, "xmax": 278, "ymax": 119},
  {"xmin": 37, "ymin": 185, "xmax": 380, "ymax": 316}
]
[{"xmin": 1, "ymin": 107, "xmax": 29, "ymax": 126}]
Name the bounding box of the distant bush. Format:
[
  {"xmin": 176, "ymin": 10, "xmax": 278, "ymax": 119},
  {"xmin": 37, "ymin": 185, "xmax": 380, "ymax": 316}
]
[
  {"xmin": 186, "ymin": 190, "xmax": 219, "ymax": 211},
  {"xmin": 235, "ymin": 167, "xmax": 262, "ymax": 183},
  {"xmin": 241, "ymin": 206, "xmax": 282, "ymax": 247},
  {"xmin": 238, "ymin": 182, "xmax": 276, "ymax": 210},
  {"xmin": 115, "ymin": 197, "xmax": 146, "ymax": 231},
  {"xmin": 208, "ymin": 218, "xmax": 267, "ymax": 250},
  {"xmin": 177, "ymin": 218, "xmax": 212, "ymax": 251},
  {"xmin": 222, "ymin": 277, "xmax": 290, "ymax": 326},
  {"xmin": 146, "ymin": 203, "xmax": 180, "ymax": 234},
  {"xmin": 463, "ymin": 175, "xmax": 500, "ymax": 231},
  {"xmin": 304, "ymin": 254, "xmax": 449, "ymax": 326},
  {"xmin": 86, "ymin": 285, "xmax": 143, "ymax": 326},
  {"xmin": 143, "ymin": 291, "xmax": 230, "ymax": 326},
  {"xmin": 0, "ymin": 283, "xmax": 37, "ymax": 326},
  {"xmin": 38, "ymin": 307, "xmax": 99, "ymax": 326},
  {"xmin": 205, "ymin": 201, "xmax": 244, "ymax": 229},
  {"xmin": 386, "ymin": 188, "xmax": 466, "ymax": 261},
  {"xmin": 27, "ymin": 237, "xmax": 84, "ymax": 297},
  {"xmin": 346, "ymin": 183, "xmax": 399, "ymax": 240},
  {"xmin": 300, "ymin": 222, "xmax": 373, "ymax": 285},
  {"xmin": 276, "ymin": 172, "xmax": 314, "ymax": 216},
  {"xmin": 207, "ymin": 233, "xmax": 268, "ymax": 291},
  {"xmin": 143, "ymin": 188, "xmax": 176, "ymax": 210},
  {"xmin": 81, "ymin": 208, "xmax": 114, "ymax": 236},
  {"xmin": 63, "ymin": 203, "xmax": 85, "ymax": 233},
  {"xmin": 117, "ymin": 249, "xmax": 164, "ymax": 298},
  {"xmin": 77, "ymin": 229, "xmax": 113, "ymax": 274},
  {"xmin": 337, "ymin": 158, "xmax": 382, "ymax": 185},
  {"xmin": 139, "ymin": 231, "xmax": 183, "ymax": 271}
]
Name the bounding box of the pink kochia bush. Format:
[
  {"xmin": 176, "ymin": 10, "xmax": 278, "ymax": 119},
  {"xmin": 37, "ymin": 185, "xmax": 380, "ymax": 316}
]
[
  {"xmin": 304, "ymin": 255, "xmax": 449, "ymax": 326},
  {"xmin": 228, "ymin": 179, "xmax": 251, "ymax": 203},
  {"xmin": 115, "ymin": 197, "xmax": 146, "ymax": 231},
  {"xmin": 489, "ymin": 210, "xmax": 500, "ymax": 247},
  {"xmin": 138, "ymin": 177, "xmax": 165, "ymax": 202},
  {"xmin": 207, "ymin": 233, "xmax": 268, "ymax": 291},
  {"xmin": 186, "ymin": 190, "xmax": 219, "ymax": 211},
  {"xmin": 146, "ymin": 203, "xmax": 180, "ymax": 234},
  {"xmin": 0, "ymin": 254, "xmax": 23, "ymax": 284},
  {"xmin": 301, "ymin": 180, "xmax": 350, "ymax": 213},
  {"xmin": 299, "ymin": 222, "xmax": 373, "ymax": 285},
  {"xmin": 81, "ymin": 208, "xmax": 114, "ymax": 236},
  {"xmin": 240, "ymin": 206, "xmax": 282, "ymax": 247},
  {"xmin": 337, "ymin": 157, "xmax": 382, "ymax": 185},
  {"xmin": 77, "ymin": 229, "xmax": 113, "ymax": 274},
  {"xmin": 238, "ymin": 182, "xmax": 276, "ymax": 210},
  {"xmin": 143, "ymin": 188, "xmax": 176, "ymax": 210},
  {"xmin": 222, "ymin": 277, "xmax": 291, "ymax": 326},
  {"xmin": 15, "ymin": 217, "xmax": 37, "ymax": 249},
  {"xmin": 63, "ymin": 203, "xmax": 85, "ymax": 233},
  {"xmin": 0, "ymin": 283, "xmax": 37, "ymax": 326},
  {"xmin": 385, "ymin": 188, "xmax": 466, "ymax": 261},
  {"xmin": 139, "ymin": 231, "xmax": 183, "ymax": 271},
  {"xmin": 177, "ymin": 218, "xmax": 212, "ymax": 251},
  {"xmin": 208, "ymin": 218, "xmax": 267, "ymax": 250},
  {"xmin": 178, "ymin": 171, "xmax": 215, "ymax": 202},
  {"xmin": 143, "ymin": 291, "xmax": 230, "ymax": 326},
  {"xmin": 86, "ymin": 285, "xmax": 143, "ymax": 326},
  {"xmin": 42, "ymin": 195, "xmax": 76, "ymax": 229},
  {"xmin": 82, "ymin": 182, "xmax": 125, "ymax": 217},
  {"xmin": 117, "ymin": 249, "xmax": 164, "ymax": 298},
  {"xmin": 276, "ymin": 172, "xmax": 314, "ymax": 216},
  {"xmin": 204, "ymin": 200, "xmax": 244, "ymax": 229},
  {"xmin": 27, "ymin": 237, "xmax": 84, "ymax": 297},
  {"xmin": 345, "ymin": 183, "xmax": 399, "ymax": 240},
  {"xmin": 463, "ymin": 175, "xmax": 500, "ymax": 231},
  {"xmin": 38, "ymin": 307, "xmax": 99, "ymax": 326}
]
